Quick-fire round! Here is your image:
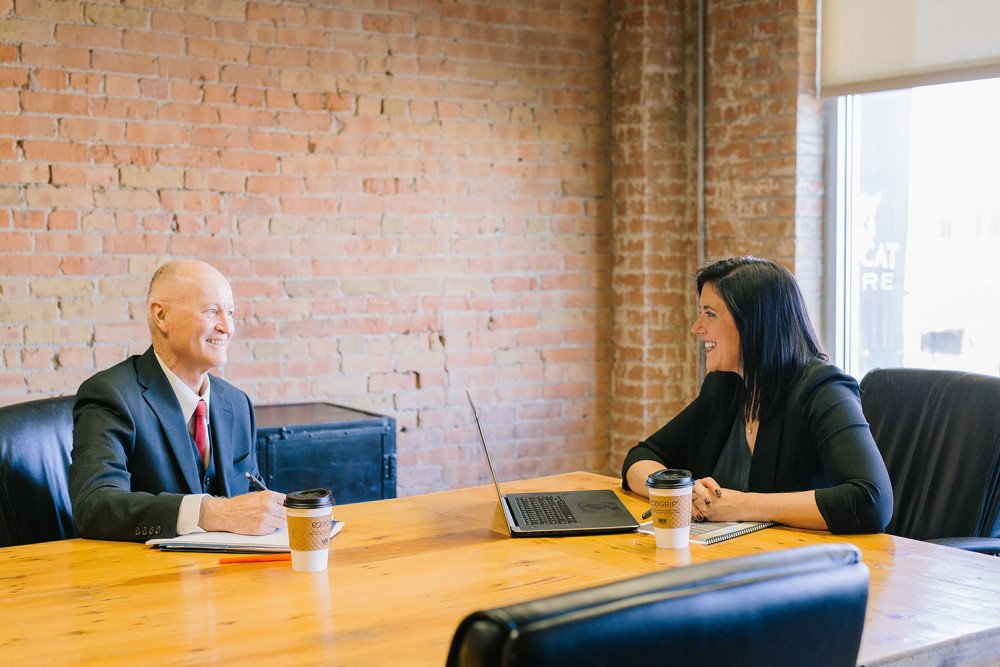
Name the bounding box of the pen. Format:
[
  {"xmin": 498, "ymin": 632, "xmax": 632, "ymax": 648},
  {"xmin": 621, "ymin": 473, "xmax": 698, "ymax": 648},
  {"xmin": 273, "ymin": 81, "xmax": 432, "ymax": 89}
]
[
  {"xmin": 642, "ymin": 509, "xmax": 652, "ymax": 520},
  {"xmin": 245, "ymin": 471, "xmax": 268, "ymax": 492},
  {"xmin": 219, "ymin": 554, "xmax": 291, "ymax": 564}
]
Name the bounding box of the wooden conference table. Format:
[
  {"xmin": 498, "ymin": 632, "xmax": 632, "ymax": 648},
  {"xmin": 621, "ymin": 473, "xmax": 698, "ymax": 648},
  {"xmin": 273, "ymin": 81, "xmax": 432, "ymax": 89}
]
[{"xmin": 3, "ymin": 472, "xmax": 1000, "ymax": 666}]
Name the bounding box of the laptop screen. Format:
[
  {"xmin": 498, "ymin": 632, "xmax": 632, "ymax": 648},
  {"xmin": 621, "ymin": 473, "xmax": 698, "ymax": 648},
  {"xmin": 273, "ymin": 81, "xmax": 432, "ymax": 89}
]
[{"xmin": 466, "ymin": 390, "xmax": 506, "ymax": 503}]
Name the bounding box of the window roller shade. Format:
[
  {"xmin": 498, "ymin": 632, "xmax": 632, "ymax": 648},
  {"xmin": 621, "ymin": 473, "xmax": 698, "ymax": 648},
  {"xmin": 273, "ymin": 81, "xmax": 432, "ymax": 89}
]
[{"xmin": 820, "ymin": 0, "xmax": 1000, "ymax": 97}]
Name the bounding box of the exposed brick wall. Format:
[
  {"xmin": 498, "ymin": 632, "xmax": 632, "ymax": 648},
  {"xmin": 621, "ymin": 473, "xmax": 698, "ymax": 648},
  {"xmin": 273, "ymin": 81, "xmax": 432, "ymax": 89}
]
[
  {"xmin": 608, "ymin": 0, "xmax": 701, "ymax": 470},
  {"xmin": 792, "ymin": 0, "xmax": 824, "ymax": 327},
  {"xmin": 608, "ymin": 0, "xmax": 822, "ymax": 472},
  {"xmin": 0, "ymin": 0, "xmax": 614, "ymax": 497},
  {"xmin": 0, "ymin": 0, "xmax": 821, "ymax": 496},
  {"xmin": 702, "ymin": 0, "xmax": 824, "ymax": 314}
]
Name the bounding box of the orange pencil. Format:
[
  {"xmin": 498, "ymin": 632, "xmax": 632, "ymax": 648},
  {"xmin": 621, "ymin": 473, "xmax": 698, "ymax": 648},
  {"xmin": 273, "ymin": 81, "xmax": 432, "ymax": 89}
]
[{"xmin": 219, "ymin": 553, "xmax": 292, "ymax": 564}]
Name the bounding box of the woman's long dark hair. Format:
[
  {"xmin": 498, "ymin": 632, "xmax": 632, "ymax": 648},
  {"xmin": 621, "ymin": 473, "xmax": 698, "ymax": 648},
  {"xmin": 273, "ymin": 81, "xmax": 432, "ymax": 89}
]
[{"xmin": 695, "ymin": 257, "xmax": 827, "ymax": 422}]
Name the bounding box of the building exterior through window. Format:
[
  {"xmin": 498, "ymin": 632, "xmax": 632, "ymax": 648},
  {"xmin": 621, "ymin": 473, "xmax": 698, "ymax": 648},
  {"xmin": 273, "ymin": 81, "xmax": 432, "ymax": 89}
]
[{"xmin": 828, "ymin": 77, "xmax": 1000, "ymax": 379}]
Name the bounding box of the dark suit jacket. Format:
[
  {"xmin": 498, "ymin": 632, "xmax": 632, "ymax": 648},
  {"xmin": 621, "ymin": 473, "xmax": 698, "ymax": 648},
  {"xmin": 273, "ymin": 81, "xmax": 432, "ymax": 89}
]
[
  {"xmin": 69, "ymin": 347, "xmax": 258, "ymax": 542},
  {"xmin": 622, "ymin": 359, "xmax": 893, "ymax": 534}
]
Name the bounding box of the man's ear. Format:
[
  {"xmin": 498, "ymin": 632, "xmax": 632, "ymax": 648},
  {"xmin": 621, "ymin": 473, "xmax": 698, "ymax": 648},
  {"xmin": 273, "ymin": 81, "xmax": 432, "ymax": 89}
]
[{"xmin": 149, "ymin": 300, "xmax": 169, "ymax": 335}]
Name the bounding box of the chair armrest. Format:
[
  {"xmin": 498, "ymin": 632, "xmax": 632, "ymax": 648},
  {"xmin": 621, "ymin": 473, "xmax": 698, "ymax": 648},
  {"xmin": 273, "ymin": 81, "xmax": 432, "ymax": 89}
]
[{"xmin": 926, "ymin": 537, "xmax": 1000, "ymax": 555}]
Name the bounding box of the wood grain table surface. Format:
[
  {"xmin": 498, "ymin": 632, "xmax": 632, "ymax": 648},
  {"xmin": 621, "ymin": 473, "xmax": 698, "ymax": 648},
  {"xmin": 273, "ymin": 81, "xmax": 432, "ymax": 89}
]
[{"xmin": 3, "ymin": 472, "xmax": 1000, "ymax": 666}]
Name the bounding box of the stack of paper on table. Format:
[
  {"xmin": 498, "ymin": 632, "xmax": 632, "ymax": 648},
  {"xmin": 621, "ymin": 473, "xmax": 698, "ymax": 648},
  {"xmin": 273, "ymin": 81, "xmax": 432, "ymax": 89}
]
[{"xmin": 146, "ymin": 521, "xmax": 344, "ymax": 553}]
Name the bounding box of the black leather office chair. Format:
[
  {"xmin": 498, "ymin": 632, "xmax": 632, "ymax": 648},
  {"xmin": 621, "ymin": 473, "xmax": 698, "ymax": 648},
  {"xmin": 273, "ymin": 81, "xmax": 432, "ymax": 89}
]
[
  {"xmin": 0, "ymin": 396, "xmax": 78, "ymax": 547},
  {"xmin": 860, "ymin": 368, "xmax": 1000, "ymax": 553},
  {"xmin": 447, "ymin": 544, "xmax": 869, "ymax": 667}
]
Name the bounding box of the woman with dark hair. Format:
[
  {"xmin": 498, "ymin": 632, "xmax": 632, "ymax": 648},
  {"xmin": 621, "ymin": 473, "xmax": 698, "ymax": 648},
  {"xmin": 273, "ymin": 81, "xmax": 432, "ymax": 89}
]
[{"xmin": 622, "ymin": 257, "xmax": 892, "ymax": 533}]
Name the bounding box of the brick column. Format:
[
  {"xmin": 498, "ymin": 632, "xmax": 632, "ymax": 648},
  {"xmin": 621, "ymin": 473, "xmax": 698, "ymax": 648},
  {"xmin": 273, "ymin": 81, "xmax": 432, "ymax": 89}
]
[
  {"xmin": 702, "ymin": 0, "xmax": 824, "ymax": 326},
  {"xmin": 608, "ymin": 0, "xmax": 824, "ymax": 474},
  {"xmin": 793, "ymin": 2, "xmax": 825, "ymax": 332},
  {"xmin": 608, "ymin": 0, "xmax": 701, "ymax": 472}
]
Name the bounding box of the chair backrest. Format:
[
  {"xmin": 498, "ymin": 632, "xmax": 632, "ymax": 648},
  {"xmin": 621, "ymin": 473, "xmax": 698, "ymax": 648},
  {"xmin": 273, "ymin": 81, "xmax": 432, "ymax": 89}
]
[
  {"xmin": 0, "ymin": 396, "xmax": 78, "ymax": 547},
  {"xmin": 860, "ymin": 368, "xmax": 1000, "ymax": 541},
  {"xmin": 446, "ymin": 543, "xmax": 869, "ymax": 667}
]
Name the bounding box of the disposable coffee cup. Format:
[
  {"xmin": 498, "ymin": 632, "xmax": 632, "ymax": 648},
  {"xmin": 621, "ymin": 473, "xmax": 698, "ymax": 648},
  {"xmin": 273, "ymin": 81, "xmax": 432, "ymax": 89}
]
[
  {"xmin": 646, "ymin": 469, "xmax": 693, "ymax": 549},
  {"xmin": 284, "ymin": 489, "xmax": 335, "ymax": 572}
]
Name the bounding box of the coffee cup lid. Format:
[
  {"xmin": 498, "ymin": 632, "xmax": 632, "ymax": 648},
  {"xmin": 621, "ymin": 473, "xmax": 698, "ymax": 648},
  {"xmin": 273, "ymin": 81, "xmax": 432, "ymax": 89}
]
[
  {"xmin": 646, "ymin": 469, "xmax": 693, "ymax": 489},
  {"xmin": 283, "ymin": 488, "xmax": 335, "ymax": 509}
]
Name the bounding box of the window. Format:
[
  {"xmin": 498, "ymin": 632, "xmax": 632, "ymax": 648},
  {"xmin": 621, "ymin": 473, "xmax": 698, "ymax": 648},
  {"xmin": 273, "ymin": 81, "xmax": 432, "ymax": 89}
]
[{"xmin": 826, "ymin": 78, "xmax": 1000, "ymax": 379}]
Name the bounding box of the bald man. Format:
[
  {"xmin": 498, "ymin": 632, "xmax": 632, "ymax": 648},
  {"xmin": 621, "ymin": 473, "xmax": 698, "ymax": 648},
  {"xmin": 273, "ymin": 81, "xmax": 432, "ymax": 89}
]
[{"xmin": 69, "ymin": 260, "xmax": 285, "ymax": 542}]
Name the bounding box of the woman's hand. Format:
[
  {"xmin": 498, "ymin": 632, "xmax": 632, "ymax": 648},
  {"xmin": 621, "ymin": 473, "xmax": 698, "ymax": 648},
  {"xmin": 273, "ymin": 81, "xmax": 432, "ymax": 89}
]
[
  {"xmin": 690, "ymin": 477, "xmax": 828, "ymax": 530},
  {"xmin": 690, "ymin": 476, "xmax": 742, "ymax": 522}
]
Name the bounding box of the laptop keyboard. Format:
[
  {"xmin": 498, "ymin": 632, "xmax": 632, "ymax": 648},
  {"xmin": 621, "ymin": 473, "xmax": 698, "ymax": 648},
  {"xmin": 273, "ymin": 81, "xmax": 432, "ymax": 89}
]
[{"xmin": 514, "ymin": 495, "xmax": 579, "ymax": 526}]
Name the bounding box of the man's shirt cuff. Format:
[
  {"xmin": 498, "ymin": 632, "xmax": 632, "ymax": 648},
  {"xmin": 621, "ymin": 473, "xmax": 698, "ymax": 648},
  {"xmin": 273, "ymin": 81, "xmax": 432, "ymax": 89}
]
[{"xmin": 177, "ymin": 494, "xmax": 208, "ymax": 535}]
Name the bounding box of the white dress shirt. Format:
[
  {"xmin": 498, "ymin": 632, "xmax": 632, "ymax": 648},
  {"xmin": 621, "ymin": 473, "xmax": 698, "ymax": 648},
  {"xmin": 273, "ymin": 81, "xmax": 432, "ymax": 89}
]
[{"xmin": 153, "ymin": 351, "xmax": 210, "ymax": 535}]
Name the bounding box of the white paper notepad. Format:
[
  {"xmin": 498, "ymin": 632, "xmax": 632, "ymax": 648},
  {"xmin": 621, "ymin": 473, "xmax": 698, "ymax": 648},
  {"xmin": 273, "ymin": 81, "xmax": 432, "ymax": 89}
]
[{"xmin": 146, "ymin": 521, "xmax": 344, "ymax": 553}]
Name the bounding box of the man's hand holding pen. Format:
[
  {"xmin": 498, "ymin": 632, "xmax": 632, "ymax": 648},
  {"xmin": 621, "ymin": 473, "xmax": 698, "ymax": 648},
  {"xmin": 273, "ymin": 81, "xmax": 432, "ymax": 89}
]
[{"xmin": 195, "ymin": 473, "xmax": 286, "ymax": 535}]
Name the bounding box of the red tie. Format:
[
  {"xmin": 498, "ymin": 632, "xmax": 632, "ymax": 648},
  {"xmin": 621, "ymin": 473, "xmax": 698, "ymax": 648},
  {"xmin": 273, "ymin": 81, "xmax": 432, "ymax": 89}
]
[{"xmin": 192, "ymin": 400, "xmax": 208, "ymax": 465}]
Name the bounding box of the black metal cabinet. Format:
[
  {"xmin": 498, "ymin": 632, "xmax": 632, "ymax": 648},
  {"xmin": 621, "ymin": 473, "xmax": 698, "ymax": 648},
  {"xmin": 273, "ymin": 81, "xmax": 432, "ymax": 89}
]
[{"xmin": 254, "ymin": 402, "xmax": 396, "ymax": 504}]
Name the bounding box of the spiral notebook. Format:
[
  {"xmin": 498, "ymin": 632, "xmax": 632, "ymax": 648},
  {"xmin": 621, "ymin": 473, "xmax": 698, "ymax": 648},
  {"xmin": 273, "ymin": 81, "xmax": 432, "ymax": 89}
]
[{"xmin": 689, "ymin": 520, "xmax": 776, "ymax": 545}]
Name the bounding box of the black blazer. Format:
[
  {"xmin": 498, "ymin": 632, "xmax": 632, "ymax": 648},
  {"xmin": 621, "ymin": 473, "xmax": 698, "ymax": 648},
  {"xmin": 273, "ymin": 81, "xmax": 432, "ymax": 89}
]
[
  {"xmin": 622, "ymin": 360, "xmax": 892, "ymax": 534},
  {"xmin": 69, "ymin": 347, "xmax": 258, "ymax": 542}
]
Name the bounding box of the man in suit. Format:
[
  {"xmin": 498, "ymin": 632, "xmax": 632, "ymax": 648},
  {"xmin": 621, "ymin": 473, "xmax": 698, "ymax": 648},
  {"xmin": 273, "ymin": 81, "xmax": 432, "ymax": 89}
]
[{"xmin": 69, "ymin": 259, "xmax": 286, "ymax": 542}]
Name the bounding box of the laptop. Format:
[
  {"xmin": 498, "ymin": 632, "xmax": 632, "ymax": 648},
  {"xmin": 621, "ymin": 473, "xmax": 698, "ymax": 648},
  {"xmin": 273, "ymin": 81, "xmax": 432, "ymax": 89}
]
[{"xmin": 466, "ymin": 391, "xmax": 640, "ymax": 537}]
